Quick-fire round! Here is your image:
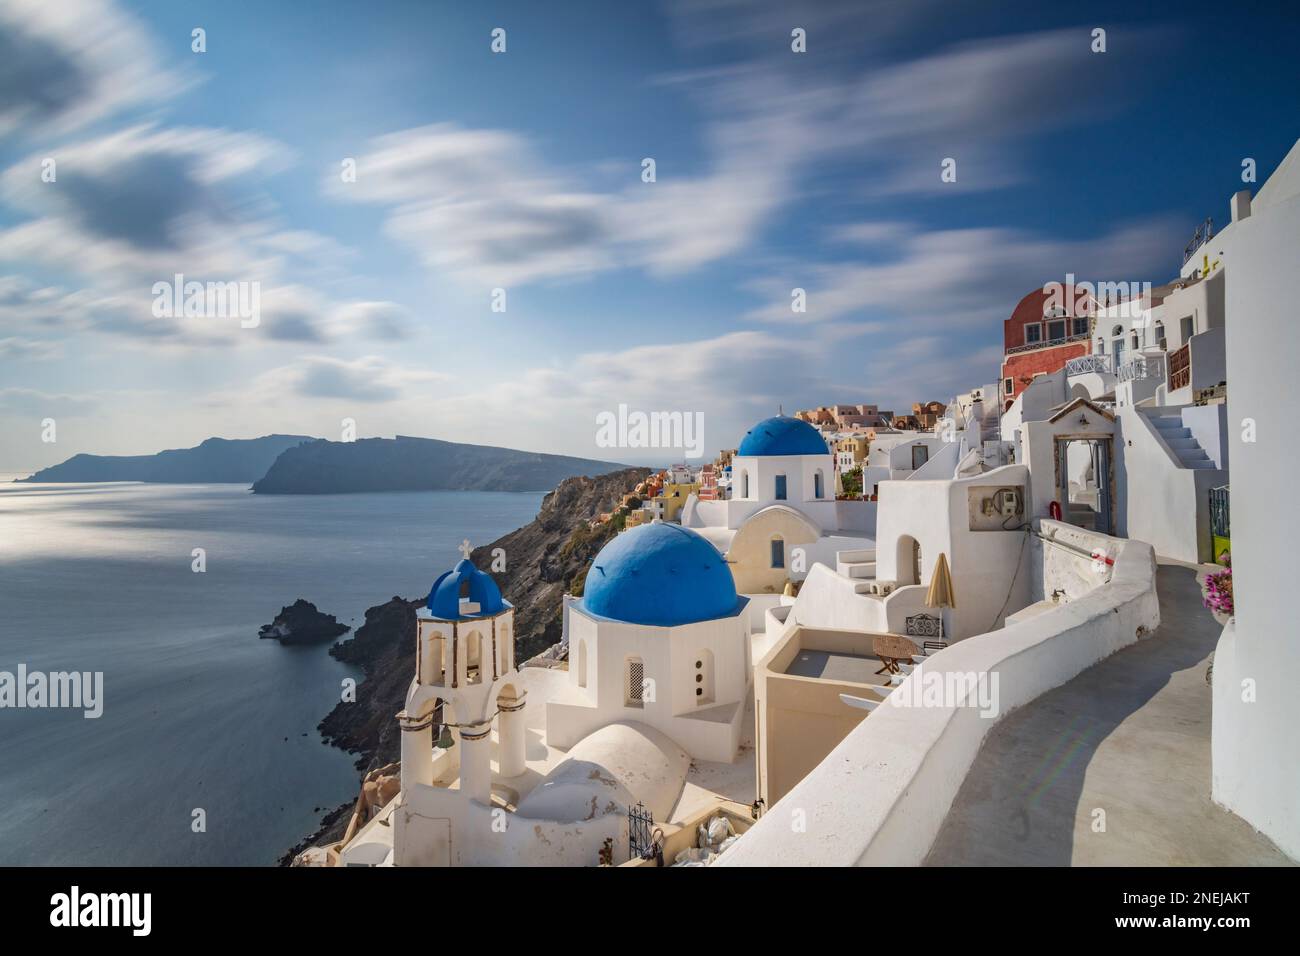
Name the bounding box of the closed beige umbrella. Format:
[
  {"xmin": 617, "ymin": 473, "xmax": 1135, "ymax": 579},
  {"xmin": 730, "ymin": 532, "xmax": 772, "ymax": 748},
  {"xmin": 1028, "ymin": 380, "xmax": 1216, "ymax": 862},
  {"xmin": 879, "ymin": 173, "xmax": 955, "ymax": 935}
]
[{"xmin": 924, "ymin": 552, "xmax": 956, "ymax": 645}]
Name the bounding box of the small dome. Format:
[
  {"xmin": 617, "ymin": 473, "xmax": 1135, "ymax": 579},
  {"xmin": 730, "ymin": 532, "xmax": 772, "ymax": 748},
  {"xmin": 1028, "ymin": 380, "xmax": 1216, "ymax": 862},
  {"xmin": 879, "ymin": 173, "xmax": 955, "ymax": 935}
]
[
  {"xmin": 427, "ymin": 558, "xmax": 507, "ymax": 620},
  {"xmin": 737, "ymin": 415, "xmax": 829, "ymax": 457},
  {"xmin": 581, "ymin": 523, "xmax": 739, "ymax": 627}
]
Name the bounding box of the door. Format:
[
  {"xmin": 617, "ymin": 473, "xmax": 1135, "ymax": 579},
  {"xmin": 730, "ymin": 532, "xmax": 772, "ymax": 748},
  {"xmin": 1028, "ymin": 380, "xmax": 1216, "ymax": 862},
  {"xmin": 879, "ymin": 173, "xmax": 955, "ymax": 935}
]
[
  {"xmin": 1092, "ymin": 440, "xmax": 1112, "ymax": 534},
  {"xmin": 911, "ymin": 444, "xmax": 929, "ymax": 470}
]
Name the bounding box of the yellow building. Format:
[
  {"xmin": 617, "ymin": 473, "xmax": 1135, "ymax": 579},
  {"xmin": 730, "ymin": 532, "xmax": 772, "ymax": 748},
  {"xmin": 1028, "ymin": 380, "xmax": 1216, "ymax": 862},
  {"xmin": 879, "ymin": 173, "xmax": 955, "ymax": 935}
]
[
  {"xmin": 834, "ymin": 435, "xmax": 869, "ymax": 468},
  {"xmin": 650, "ymin": 482, "xmax": 700, "ymax": 523}
]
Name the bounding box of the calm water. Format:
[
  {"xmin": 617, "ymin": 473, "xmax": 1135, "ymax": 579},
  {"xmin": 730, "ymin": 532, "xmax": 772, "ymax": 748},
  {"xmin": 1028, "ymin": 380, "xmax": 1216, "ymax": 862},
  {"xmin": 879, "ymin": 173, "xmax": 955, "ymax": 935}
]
[{"xmin": 0, "ymin": 480, "xmax": 542, "ymax": 866}]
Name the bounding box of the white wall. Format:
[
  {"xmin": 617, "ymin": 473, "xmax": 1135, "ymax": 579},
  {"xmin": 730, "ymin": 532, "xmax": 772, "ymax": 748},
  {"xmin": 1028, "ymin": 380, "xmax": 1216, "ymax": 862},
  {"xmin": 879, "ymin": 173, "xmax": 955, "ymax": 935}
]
[
  {"xmin": 874, "ymin": 464, "xmax": 1033, "ymax": 639},
  {"xmin": 1211, "ymin": 167, "xmax": 1300, "ymax": 861},
  {"xmin": 547, "ymin": 604, "xmax": 749, "ymax": 763},
  {"xmin": 1114, "ymin": 405, "xmax": 1225, "ymax": 563}
]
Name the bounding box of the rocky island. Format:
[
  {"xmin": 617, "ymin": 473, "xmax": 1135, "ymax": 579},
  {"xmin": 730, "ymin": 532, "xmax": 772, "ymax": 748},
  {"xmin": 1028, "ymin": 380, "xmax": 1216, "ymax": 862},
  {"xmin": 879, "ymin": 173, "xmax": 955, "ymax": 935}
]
[
  {"xmin": 259, "ymin": 600, "xmax": 351, "ymax": 645},
  {"xmin": 251, "ymin": 435, "xmax": 626, "ymax": 494},
  {"xmin": 19, "ymin": 435, "xmax": 314, "ymax": 484}
]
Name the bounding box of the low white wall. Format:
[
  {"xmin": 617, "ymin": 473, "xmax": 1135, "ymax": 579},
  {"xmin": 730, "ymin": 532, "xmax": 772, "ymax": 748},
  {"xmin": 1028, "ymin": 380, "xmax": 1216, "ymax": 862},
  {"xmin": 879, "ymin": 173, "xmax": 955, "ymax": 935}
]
[{"xmin": 718, "ymin": 523, "xmax": 1159, "ymax": 867}]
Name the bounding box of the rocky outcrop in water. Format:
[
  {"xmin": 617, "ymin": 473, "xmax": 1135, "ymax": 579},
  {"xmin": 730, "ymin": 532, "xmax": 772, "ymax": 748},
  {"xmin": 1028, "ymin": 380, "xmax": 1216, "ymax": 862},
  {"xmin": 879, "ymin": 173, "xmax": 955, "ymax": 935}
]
[{"xmin": 258, "ymin": 599, "xmax": 350, "ymax": 645}]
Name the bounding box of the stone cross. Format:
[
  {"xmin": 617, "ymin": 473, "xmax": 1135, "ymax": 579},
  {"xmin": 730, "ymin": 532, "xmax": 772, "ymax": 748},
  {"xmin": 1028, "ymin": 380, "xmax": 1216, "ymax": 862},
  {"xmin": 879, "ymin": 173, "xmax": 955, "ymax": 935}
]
[{"xmin": 459, "ymin": 539, "xmax": 472, "ymax": 560}]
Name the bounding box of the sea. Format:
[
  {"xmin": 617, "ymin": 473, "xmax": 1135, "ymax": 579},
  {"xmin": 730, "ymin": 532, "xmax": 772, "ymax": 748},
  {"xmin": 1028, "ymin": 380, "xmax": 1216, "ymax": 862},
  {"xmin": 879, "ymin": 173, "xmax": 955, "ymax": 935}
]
[{"xmin": 0, "ymin": 479, "xmax": 543, "ymax": 865}]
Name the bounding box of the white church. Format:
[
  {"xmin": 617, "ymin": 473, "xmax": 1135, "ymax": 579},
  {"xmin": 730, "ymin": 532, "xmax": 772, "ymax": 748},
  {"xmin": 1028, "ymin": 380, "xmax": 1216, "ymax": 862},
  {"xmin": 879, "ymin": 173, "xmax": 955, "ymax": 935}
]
[
  {"xmin": 325, "ymin": 525, "xmax": 756, "ymax": 868},
  {"xmin": 682, "ymin": 414, "xmax": 876, "ymax": 616}
]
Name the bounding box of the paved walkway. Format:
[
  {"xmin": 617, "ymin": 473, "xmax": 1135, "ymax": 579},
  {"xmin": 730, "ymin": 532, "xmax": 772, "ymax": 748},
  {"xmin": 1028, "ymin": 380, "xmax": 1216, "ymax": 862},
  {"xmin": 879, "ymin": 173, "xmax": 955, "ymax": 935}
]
[{"xmin": 925, "ymin": 562, "xmax": 1292, "ymax": 866}]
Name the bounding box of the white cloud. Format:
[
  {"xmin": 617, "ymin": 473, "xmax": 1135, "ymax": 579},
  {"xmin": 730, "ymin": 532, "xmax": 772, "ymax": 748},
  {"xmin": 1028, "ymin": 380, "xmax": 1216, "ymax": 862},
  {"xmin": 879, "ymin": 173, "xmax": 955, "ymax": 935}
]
[
  {"xmin": 743, "ymin": 219, "xmax": 1183, "ymax": 328},
  {"xmin": 0, "ymin": 0, "xmax": 191, "ymax": 137}
]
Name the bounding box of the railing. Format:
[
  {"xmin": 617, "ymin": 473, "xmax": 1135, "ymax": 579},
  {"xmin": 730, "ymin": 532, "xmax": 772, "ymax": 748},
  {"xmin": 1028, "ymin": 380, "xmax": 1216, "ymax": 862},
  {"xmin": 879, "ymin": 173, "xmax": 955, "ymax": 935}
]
[
  {"xmin": 1118, "ymin": 355, "xmax": 1165, "ymax": 383},
  {"xmin": 1183, "ymin": 217, "xmax": 1214, "ymax": 265},
  {"xmin": 1065, "ymin": 354, "xmax": 1112, "ymax": 376},
  {"xmin": 1168, "ymin": 343, "xmax": 1191, "ymax": 391},
  {"xmin": 1005, "ymin": 331, "xmax": 1089, "ymax": 357}
]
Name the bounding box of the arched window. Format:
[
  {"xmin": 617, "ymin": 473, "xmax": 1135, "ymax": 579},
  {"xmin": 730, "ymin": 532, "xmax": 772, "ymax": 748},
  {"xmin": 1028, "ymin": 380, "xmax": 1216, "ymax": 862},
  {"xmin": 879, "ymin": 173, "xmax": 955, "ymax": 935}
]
[
  {"xmin": 742, "ymin": 470, "xmax": 750, "ymax": 498},
  {"xmin": 771, "ymin": 536, "xmax": 785, "ymax": 569},
  {"xmin": 625, "ymin": 657, "xmax": 646, "ymax": 708},
  {"xmin": 814, "ymin": 469, "xmax": 824, "ymax": 499},
  {"xmin": 465, "ymin": 630, "xmax": 482, "ymax": 685}
]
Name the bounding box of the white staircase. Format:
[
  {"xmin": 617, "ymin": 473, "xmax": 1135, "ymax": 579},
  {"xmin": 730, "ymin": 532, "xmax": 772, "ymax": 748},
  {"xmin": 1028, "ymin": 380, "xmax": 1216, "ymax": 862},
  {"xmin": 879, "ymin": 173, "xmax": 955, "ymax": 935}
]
[
  {"xmin": 836, "ymin": 548, "xmax": 878, "ymax": 593},
  {"xmin": 1148, "ymin": 412, "xmax": 1216, "ymax": 469}
]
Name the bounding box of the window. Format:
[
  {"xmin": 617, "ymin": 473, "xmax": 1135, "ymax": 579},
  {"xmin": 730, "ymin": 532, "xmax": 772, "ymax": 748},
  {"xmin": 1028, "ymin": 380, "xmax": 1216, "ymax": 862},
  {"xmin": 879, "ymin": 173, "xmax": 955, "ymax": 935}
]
[
  {"xmin": 774, "ymin": 475, "xmax": 787, "ymax": 500},
  {"xmin": 1155, "ymin": 321, "xmax": 1166, "ymax": 349},
  {"xmin": 770, "ymin": 537, "xmax": 784, "ymax": 569},
  {"xmin": 814, "ymin": 470, "xmax": 824, "ymax": 499},
  {"xmin": 1025, "ymin": 324, "xmax": 1042, "ymax": 344},
  {"xmin": 911, "ymin": 444, "xmax": 929, "ymax": 470},
  {"xmin": 1072, "ymin": 317, "xmax": 1089, "ymax": 337},
  {"xmin": 695, "ymin": 651, "xmax": 715, "ymax": 706},
  {"xmin": 625, "ymin": 657, "xmax": 645, "ymax": 708},
  {"xmin": 741, "ymin": 470, "xmax": 750, "ymax": 498},
  {"xmin": 1004, "ymin": 378, "xmax": 1013, "ymax": 395},
  {"xmin": 577, "ymin": 640, "xmax": 588, "ymax": 689},
  {"xmin": 465, "ymin": 631, "xmax": 482, "ymax": 685},
  {"xmin": 1047, "ymin": 320, "xmax": 1066, "ymax": 342}
]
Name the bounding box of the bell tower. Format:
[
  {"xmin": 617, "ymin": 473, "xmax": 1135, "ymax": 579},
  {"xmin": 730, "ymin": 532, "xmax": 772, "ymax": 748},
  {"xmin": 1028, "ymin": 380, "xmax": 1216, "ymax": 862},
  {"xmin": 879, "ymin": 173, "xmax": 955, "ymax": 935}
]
[{"xmin": 398, "ymin": 542, "xmax": 525, "ymax": 806}]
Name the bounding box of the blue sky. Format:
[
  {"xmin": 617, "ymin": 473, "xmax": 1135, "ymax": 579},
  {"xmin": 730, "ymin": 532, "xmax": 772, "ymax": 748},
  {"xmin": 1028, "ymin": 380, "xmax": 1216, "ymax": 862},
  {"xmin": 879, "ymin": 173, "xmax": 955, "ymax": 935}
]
[{"xmin": 1, "ymin": 0, "xmax": 1297, "ymax": 469}]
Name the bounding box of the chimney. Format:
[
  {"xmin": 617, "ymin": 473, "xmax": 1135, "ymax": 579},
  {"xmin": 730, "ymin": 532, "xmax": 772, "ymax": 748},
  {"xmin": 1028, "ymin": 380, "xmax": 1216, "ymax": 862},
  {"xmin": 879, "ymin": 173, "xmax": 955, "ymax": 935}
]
[{"xmin": 1230, "ymin": 189, "xmax": 1252, "ymax": 224}]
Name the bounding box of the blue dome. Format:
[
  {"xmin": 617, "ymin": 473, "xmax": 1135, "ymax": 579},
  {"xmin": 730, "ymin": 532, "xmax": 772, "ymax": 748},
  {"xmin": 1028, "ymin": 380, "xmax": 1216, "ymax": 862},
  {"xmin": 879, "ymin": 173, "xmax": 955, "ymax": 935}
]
[
  {"xmin": 427, "ymin": 558, "xmax": 508, "ymax": 620},
  {"xmin": 737, "ymin": 416, "xmax": 829, "ymax": 457},
  {"xmin": 581, "ymin": 523, "xmax": 740, "ymax": 627}
]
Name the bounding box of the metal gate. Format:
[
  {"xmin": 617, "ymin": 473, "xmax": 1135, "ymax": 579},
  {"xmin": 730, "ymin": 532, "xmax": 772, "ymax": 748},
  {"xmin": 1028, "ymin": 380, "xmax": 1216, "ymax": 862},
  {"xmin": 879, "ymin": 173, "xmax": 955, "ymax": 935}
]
[
  {"xmin": 629, "ymin": 802, "xmax": 654, "ymax": 858},
  {"xmin": 1209, "ymin": 485, "xmax": 1230, "ymax": 564}
]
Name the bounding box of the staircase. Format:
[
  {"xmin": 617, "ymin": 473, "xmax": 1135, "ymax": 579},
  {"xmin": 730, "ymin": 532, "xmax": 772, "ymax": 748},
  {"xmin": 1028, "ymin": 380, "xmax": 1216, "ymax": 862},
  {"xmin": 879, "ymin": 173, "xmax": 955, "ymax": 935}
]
[
  {"xmin": 836, "ymin": 548, "xmax": 878, "ymax": 593},
  {"xmin": 1147, "ymin": 411, "xmax": 1216, "ymax": 469}
]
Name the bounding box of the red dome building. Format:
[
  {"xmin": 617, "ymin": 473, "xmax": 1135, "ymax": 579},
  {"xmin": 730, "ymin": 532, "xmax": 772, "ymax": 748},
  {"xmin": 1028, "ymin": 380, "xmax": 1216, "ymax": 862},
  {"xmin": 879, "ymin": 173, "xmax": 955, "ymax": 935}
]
[{"xmin": 999, "ymin": 285, "xmax": 1097, "ymax": 410}]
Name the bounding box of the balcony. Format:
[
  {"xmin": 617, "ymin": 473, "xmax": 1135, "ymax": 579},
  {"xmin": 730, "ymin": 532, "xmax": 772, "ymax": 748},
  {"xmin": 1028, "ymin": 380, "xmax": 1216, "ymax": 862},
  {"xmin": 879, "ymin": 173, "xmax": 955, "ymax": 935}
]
[
  {"xmin": 1168, "ymin": 342, "xmax": 1191, "ymax": 391},
  {"xmin": 1005, "ymin": 331, "xmax": 1089, "ymax": 357},
  {"xmin": 1118, "ymin": 354, "xmax": 1165, "ymax": 383},
  {"xmin": 1065, "ymin": 354, "xmax": 1112, "ymax": 376}
]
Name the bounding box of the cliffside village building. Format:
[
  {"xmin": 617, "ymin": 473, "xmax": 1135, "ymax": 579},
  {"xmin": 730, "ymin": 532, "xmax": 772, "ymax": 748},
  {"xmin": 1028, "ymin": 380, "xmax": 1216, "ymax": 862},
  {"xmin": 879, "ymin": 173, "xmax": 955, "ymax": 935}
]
[{"xmin": 299, "ymin": 140, "xmax": 1300, "ymax": 869}]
